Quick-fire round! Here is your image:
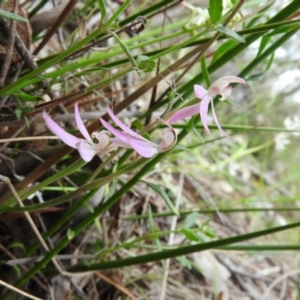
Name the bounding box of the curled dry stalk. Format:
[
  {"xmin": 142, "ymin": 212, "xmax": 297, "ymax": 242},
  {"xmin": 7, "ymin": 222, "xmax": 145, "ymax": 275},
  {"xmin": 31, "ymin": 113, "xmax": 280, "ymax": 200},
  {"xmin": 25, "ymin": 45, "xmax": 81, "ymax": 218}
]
[{"xmin": 0, "ymin": 174, "xmax": 92, "ymax": 278}]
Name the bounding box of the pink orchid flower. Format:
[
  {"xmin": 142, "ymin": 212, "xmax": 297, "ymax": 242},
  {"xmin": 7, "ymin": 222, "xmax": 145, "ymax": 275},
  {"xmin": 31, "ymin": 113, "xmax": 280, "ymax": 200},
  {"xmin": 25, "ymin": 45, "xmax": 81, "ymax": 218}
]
[
  {"xmin": 43, "ymin": 103, "xmax": 113, "ymax": 162},
  {"xmin": 100, "ymin": 107, "xmax": 177, "ymax": 158},
  {"xmin": 168, "ymin": 76, "xmax": 246, "ymax": 136}
]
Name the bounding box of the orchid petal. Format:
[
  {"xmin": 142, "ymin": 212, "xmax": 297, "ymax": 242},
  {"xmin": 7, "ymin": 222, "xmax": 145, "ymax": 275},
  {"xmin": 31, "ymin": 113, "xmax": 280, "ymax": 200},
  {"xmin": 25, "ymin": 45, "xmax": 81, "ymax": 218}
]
[
  {"xmin": 208, "ymin": 79, "xmax": 229, "ymax": 96},
  {"xmin": 211, "ymin": 100, "xmax": 228, "ymax": 137},
  {"xmin": 199, "ymin": 95, "xmax": 211, "ymax": 134},
  {"xmin": 159, "ymin": 129, "xmax": 175, "ymax": 149},
  {"xmin": 168, "ymin": 104, "xmax": 199, "ymax": 124},
  {"xmin": 158, "ymin": 119, "xmax": 177, "ymax": 151},
  {"xmin": 127, "ymin": 135, "xmax": 158, "ymax": 158},
  {"xmin": 43, "ymin": 112, "xmax": 79, "ymax": 148},
  {"xmin": 209, "ymin": 76, "xmax": 246, "ymax": 97},
  {"xmin": 194, "ymin": 84, "xmax": 208, "ymax": 99},
  {"xmin": 74, "ymin": 102, "xmax": 92, "ymax": 143},
  {"xmin": 162, "ymin": 131, "xmax": 174, "ymax": 148},
  {"xmin": 216, "ymin": 76, "xmax": 246, "ymax": 85},
  {"xmin": 110, "ymin": 137, "xmax": 131, "ymax": 148},
  {"xmin": 106, "ymin": 107, "xmax": 147, "ymax": 141},
  {"xmin": 100, "ymin": 118, "xmax": 129, "ymax": 144},
  {"xmin": 101, "ymin": 116, "xmax": 158, "ymax": 157},
  {"xmin": 76, "ymin": 140, "xmax": 96, "ymax": 162},
  {"xmin": 101, "ymin": 116, "xmax": 158, "ymax": 154},
  {"xmin": 219, "ymin": 86, "xmax": 232, "ymax": 100},
  {"xmin": 111, "ymin": 135, "xmax": 157, "ymax": 157}
]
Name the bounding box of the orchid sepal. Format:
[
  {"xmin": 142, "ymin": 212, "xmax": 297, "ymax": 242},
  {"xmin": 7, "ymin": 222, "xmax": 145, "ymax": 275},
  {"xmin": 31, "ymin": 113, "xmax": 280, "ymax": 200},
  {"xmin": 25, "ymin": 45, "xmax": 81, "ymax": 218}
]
[{"xmin": 168, "ymin": 104, "xmax": 199, "ymax": 124}]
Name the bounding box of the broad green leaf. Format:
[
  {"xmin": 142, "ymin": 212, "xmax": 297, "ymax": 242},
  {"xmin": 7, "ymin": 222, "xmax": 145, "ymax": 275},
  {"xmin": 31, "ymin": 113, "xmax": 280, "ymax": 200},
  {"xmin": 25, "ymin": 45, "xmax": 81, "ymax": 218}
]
[
  {"xmin": 0, "ymin": 9, "xmax": 28, "ymax": 22},
  {"xmin": 208, "ymin": 0, "xmax": 223, "ymax": 24},
  {"xmin": 143, "ymin": 181, "xmax": 179, "ymax": 216},
  {"xmin": 215, "ymin": 25, "xmax": 246, "ymax": 43}
]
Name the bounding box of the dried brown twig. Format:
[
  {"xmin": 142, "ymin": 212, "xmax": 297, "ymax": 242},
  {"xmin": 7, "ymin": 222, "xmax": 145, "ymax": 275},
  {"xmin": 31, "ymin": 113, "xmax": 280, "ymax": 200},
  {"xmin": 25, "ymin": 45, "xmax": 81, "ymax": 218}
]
[
  {"xmin": 0, "ymin": 0, "xmax": 17, "ymax": 87},
  {"xmin": 0, "ymin": 174, "xmax": 90, "ymax": 278},
  {"xmin": 0, "ymin": 17, "xmax": 37, "ymax": 71},
  {"xmin": 0, "ymin": 279, "xmax": 43, "ymax": 300}
]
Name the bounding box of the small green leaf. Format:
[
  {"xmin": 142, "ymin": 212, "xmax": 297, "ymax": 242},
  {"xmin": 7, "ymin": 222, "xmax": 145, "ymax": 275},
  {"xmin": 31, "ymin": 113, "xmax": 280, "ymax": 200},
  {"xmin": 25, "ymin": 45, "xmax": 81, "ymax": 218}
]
[
  {"xmin": 7, "ymin": 242, "xmax": 26, "ymax": 253},
  {"xmin": 136, "ymin": 55, "xmax": 156, "ymax": 73},
  {"xmin": 0, "ymin": 9, "xmax": 28, "ymax": 22},
  {"xmin": 200, "ymin": 56, "xmax": 211, "ymax": 87},
  {"xmin": 265, "ymin": 52, "xmax": 274, "ymax": 71},
  {"xmin": 11, "ymin": 265, "xmax": 22, "ymax": 279},
  {"xmin": 246, "ymin": 73, "xmax": 266, "ymax": 81},
  {"xmin": 15, "ymin": 91, "xmax": 43, "ymax": 102},
  {"xmin": 215, "ymin": 25, "xmax": 246, "ymax": 43},
  {"xmin": 132, "ymin": 119, "xmax": 144, "ymax": 131},
  {"xmin": 106, "ymin": 21, "xmax": 119, "ymax": 31},
  {"xmin": 142, "ymin": 181, "xmax": 179, "ymax": 216},
  {"xmin": 176, "ymin": 256, "xmax": 192, "ymax": 269},
  {"xmin": 203, "ymin": 228, "xmax": 216, "ymax": 238},
  {"xmin": 181, "ymin": 229, "xmax": 200, "ymax": 242},
  {"xmin": 257, "ymin": 36, "xmax": 271, "ymax": 57},
  {"xmin": 183, "ymin": 212, "xmax": 200, "ymax": 229},
  {"xmin": 148, "ymin": 207, "xmax": 163, "ymax": 252},
  {"xmin": 67, "ymin": 229, "xmax": 75, "ymax": 240},
  {"xmin": 208, "ymin": 0, "xmax": 223, "ymax": 24},
  {"xmin": 15, "ymin": 109, "xmax": 22, "ymax": 120},
  {"xmin": 173, "ymin": 144, "xmax": 194, "ymax": 154},
  {"xmin": 109, "ymin": 30, "xmax": 139, "ymax": 73}
]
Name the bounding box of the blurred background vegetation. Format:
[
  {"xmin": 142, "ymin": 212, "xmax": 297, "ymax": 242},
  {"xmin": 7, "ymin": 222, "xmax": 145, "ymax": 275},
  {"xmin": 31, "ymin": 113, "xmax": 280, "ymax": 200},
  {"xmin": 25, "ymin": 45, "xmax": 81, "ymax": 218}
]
[{"xmin": 1, "ymin": 0, "xmax": 300, "ymax": 299}]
